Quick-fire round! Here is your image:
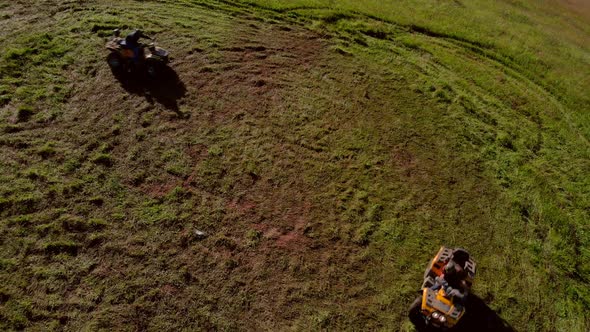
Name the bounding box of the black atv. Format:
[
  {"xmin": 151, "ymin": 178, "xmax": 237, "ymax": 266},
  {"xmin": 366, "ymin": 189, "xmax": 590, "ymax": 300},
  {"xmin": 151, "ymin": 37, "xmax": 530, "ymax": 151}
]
[{"xmin": 105, "ymin": 29, "xmax": 170, "ymax": 78}]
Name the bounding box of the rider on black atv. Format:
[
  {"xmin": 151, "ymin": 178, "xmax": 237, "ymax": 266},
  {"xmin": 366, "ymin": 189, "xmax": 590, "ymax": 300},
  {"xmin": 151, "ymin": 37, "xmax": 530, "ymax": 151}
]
[{"xmin": 122, "ymin": 29, "xmax": 152, "ymax": 63}]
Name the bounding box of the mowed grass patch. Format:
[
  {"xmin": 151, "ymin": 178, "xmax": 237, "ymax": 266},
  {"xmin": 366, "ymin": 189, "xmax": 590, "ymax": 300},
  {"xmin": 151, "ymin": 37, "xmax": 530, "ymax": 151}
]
[
  {"xmin": 239, "ymin": 0, "xmax": 590, "ymax": 136},
  {"xmin": 0, "ymin": 0, "xmax": 588, "ymax": 331}
]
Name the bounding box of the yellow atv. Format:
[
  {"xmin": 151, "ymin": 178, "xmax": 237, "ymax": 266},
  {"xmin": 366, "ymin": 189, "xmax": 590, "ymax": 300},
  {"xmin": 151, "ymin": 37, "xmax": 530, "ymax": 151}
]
[{"xmin": 409, "ymin": 247, "xmax": 476, "ymax": 331}]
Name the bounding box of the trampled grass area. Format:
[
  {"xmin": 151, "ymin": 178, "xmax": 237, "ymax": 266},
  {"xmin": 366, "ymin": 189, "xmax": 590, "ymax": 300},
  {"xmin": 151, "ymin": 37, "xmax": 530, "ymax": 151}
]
[{"xmin": 0, "ymin": 0, "xmax": 588, "ymax": 331}]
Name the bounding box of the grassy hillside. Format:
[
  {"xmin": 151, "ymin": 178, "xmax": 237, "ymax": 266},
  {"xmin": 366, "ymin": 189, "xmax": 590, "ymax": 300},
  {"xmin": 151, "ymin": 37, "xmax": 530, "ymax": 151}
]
[{"xmin": 0, "ymin": 0, "xmax": 588, "ymax": 331}]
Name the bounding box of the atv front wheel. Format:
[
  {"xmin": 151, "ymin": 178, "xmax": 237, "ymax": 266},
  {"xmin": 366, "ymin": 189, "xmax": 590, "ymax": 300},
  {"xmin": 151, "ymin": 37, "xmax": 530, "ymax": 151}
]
[
  {"xmin": 145, "ymin": 59, "xmax": 161, "ymax": 79},
  {"xmin": 409, "ymin": 296, "xmax": 430, "ymax": 332}
]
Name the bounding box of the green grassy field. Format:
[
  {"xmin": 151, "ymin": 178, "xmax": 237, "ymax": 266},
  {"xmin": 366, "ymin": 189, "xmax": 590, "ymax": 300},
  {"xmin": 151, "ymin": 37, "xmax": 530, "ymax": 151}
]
[{"xmin": 0, "ymin": 0, "xmax": 588, "ymax": 331}]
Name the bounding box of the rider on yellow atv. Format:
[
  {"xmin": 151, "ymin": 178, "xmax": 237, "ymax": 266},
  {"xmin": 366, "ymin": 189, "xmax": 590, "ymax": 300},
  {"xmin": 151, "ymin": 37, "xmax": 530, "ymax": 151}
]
[
  {"xmin": 431, "ymin": 260, "xmax": 469, "ymax": 304},
  {"xmin": 409, "ymin": 247, "xmax": 476, "ymax": 331}
]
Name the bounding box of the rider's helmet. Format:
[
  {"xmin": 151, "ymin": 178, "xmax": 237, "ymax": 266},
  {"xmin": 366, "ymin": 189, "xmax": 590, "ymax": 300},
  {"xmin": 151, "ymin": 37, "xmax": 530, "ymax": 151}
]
[
  {"xmin": 451, "ymin": 248, "xmax": 470, "ymax": 267},
  {"xmin": 125, "ymin": 30, "xmax": 143, "ymax": 46}
]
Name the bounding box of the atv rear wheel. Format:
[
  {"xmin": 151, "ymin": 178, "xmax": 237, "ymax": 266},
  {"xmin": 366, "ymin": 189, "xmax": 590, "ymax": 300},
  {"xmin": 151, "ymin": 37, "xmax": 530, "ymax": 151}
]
[{"xmin": 107, "ymin": 53, "xmax": 123, "ymax": 72}]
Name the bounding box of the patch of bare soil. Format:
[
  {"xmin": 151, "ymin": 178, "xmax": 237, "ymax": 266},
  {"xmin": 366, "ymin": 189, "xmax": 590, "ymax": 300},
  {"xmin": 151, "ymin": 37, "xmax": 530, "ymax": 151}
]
[
  {"xmin": 183, "ymin": 24, "xmax": 324, "ymax": 122},
  {"xmin": 555, "ymin": 0, "xmax": 590, "ymax": 18},
  {"xmin": 180, "ymin": 21, "xmax": 324, "ymax": 249}
]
